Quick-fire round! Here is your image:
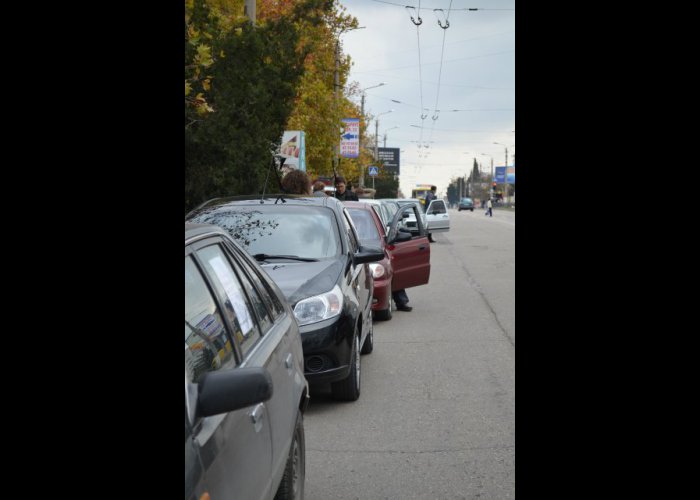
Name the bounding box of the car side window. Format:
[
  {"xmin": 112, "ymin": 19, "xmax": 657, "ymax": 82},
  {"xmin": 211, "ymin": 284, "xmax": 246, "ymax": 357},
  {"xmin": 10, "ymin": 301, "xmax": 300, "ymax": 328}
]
[
  {"xmin": 231, "ymin": 244, "xmax": 285, "ymax": 319},
  {"xmin": 185, "ymin": 256, "xmax": 237, "ymax": 385},
  {"xmin": 430, "ymin": 200, "xmax": 446, "ymax": 214},
  {"xmin": 198, "ymin": 244, "xmax": 262, "ymax": 358},
  {"xmin": 229, "ymin": 254, "xmax": 274, "ymax": 334},
  {"xmin": 341, "ymin": 209, "xmax": 360, "ymax": 253}
]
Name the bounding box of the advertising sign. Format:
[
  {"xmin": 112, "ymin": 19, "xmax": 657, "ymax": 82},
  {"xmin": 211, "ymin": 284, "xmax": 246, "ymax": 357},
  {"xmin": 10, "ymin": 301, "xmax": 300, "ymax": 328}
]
[
  {"xmin": 280, "ymin": 131, "xmax": 306, "ymax": 171},
  {"xmin": 340, "ymin": 118, "xmax": 360, "ymax": 158},
  {"xmin": 377, "ymin": 147, "xmax": 400, "ymax": 175},
  {"xmin": 506, "ymin": 166, "xmax": 515, "ymax": 184},
  {"xmin": 495, "ymin": 166, "xmax": 506, "ymax": 183}
]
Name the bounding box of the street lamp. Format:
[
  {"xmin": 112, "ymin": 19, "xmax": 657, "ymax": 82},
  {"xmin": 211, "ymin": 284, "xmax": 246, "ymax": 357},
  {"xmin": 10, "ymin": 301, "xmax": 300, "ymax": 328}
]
[
  {"xmin": 481, "ymin": 153, "xmax": 494, "ymax": 201},
  {"xmin": 374, "ymin": 110, "xmax": 393, "ymax": 162},
  {"xmin": 383, "ymin": 126, "xmax": 399, "ymax": 147},
  {"xmin": 357, "ymin": 82, "xmax": 386, "ymax": 188},
  {"xmin": 334, "ymin": 26, "xmax": 365, "ymax": 174},
  {"xmin": 493, "ymin": 142, "xmax": 509, "ymax": 204}
]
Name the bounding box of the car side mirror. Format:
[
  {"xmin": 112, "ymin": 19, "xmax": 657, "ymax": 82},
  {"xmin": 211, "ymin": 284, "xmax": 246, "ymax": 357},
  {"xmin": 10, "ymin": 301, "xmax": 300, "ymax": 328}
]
[
  {"xmin": 196, "ymin": 367, "xmax": 273, "ymax": 419},
  {"xmin": 353, "ymin": 245, "xmax": 384, "ymax": 265}
]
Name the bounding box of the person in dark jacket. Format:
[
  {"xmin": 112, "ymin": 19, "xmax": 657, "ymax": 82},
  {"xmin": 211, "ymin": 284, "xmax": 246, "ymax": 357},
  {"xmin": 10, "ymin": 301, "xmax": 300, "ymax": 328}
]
[
  {"xmin": 334, "ymin": 176, "xmax": 359, "ymax": 201},
  {"xmin": 423, "ymin": 185, "xmax": 437, "ymax": 211}
]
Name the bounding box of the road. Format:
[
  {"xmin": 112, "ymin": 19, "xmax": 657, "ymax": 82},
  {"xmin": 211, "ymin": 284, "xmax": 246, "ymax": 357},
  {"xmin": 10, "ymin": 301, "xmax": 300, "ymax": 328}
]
[{"xmin": 304, "ymin": 207, "xmax": 515, "ymax": 499}]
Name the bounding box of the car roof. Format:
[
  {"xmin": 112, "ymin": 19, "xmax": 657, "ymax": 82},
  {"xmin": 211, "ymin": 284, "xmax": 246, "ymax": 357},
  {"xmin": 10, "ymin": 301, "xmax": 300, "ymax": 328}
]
[
  {"xmin": 186, "ymin": 194, "xmax": 344, "ymax": 218},
  {"xmin": 185, "ymin": 222, "xmax": 227, "ymax": 243}
]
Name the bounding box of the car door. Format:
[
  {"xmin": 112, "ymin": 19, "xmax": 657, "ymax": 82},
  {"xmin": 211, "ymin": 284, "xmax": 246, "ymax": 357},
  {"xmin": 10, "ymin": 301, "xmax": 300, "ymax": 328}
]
[
  {"xmin": 386, "ymin": 204, "xmax": 431, "ymax": 290},
  {"xmin": 224, "ymin": 241, "xmax": 306, "ymax": 487},
  {"xmin": 426, "ymin": 199, "xmax": 450, "ymax": 232},
  {"xmin": 186, "ymin": 244, "xmax": 273, "ymax": 500},
  {"xmin": 340, "ymin": 208, "xmax": 372, "ymax": 346}
]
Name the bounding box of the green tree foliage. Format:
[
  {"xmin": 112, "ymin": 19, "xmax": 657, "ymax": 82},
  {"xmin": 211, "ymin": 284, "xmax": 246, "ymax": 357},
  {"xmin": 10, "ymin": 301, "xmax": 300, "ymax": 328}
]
[
  {"xmin": 185, "ymin": 0, "xmax": 327, "ymax": 212},
  {"xmin": 372, "ymin": 173, "xmax": 399, "ymax": 199},
  {"xmin": 185, "ymin": 0, "xmax": 362, "ymax": 212}
]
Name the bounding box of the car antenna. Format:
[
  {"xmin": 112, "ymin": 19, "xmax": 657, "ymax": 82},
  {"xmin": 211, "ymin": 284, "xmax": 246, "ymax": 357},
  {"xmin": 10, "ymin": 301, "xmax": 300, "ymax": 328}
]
[{"xmin": 261, "ymin": 155, "xmax": 287, "ymax": 204}]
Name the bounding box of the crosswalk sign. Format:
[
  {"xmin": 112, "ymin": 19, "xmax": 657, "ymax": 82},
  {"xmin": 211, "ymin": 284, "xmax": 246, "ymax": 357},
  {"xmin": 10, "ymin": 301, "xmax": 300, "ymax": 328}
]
[{"xmin": 368, "ymin": 166, "xmax": 378, "ymax": 177}]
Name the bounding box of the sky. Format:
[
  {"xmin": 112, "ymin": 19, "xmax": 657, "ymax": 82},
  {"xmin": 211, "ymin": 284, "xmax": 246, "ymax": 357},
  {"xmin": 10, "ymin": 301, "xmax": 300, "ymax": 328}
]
[{"xmin": 339, "ymin": 0, "xmax": 515, "ymax": 197}]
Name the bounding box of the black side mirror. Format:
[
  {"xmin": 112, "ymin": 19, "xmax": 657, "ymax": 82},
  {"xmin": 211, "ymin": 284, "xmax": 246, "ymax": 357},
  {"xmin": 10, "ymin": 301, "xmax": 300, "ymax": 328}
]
[
  {"xmin": 196, "ymin": 367, "xmax": 273, "ymax": 418},
  {"xmin": 353, "ymin": 245, "xmax": 384, "ymax": 265}
]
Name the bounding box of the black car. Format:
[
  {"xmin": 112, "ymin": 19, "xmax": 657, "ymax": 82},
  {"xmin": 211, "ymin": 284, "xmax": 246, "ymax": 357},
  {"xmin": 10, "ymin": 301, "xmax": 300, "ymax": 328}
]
[
  {"xmin": 185, "ymin": 223, "xmax": 309, "ymax": 500},
  {"xmin": 187, "ymin": 195, "xmax": 384, "ymax": 401}
]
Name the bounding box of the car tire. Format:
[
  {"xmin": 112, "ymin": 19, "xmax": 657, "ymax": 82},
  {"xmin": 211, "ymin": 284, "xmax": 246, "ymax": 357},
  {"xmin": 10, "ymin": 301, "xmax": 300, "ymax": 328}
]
[
  {"xmin": 361, "ymin": 313, "xmax": 374, "ymax": 354},
  {"xmin": 458, "ymin": 208, "xmax": 461, "ymax": 211},
  {"xmin": 375, "ymin": 285, "xmax": 392, "ymax": 321},
  {"xmin": 274, "ymin": 410, "xmax": 305, "ymax": 500},
  {"xmin": 331, "ymin": 334, "xmax": 360, "ymax": 401},
  {"xmin": 470, "ymin": 208, "xmax": 474, "ymax": 212}
]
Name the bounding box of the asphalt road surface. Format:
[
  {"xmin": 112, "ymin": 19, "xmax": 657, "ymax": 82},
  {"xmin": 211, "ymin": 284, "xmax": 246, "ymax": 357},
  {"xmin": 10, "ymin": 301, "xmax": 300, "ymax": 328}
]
[{"xmin": 304, "ymin": 207, "xmax": 515, "ymax": 499}]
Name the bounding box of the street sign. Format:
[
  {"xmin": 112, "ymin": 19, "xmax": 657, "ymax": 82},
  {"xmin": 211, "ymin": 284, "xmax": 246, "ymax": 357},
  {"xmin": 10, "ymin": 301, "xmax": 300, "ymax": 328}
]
[{"xmin": 368, "ymin": 166, "xmax": 378, "ymax": 177}]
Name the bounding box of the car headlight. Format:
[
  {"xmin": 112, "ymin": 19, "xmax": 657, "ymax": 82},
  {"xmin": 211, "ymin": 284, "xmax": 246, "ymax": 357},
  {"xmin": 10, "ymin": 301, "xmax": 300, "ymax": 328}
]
[
  {"xmin": 293, "ymin": 285, "xmax": 343, "ymax": 326},
  {"xmin": 368, "ymin": 263, "xmax": 385, "ymax": 279}
]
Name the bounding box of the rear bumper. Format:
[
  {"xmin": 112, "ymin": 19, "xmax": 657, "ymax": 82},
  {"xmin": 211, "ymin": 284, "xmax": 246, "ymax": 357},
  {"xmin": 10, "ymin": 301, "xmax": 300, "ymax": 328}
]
[{"xmin": 371, "ymin": 277, "xmax": 391, "ymax": 312}]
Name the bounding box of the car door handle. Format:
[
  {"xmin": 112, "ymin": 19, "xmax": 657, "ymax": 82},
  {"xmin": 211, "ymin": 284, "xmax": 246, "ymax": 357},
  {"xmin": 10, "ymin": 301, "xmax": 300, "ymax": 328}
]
[
  {"xmin": 418, "ymin": 245, "xmax": 427, "ymax": 250},
  {"xmin": 250, "ymin": 403, "xmax": 264, "ymax": 433},
  {"xmin": 285, "ymin": 353, "xmax": 293, "ymax": 369}
]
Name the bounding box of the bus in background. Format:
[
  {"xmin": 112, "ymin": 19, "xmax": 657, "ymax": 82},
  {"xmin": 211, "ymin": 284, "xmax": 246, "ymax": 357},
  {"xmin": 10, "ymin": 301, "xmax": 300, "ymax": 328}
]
[{"xmin": 411, "ymin": 184, "xmax": 433, "ymax": 208}]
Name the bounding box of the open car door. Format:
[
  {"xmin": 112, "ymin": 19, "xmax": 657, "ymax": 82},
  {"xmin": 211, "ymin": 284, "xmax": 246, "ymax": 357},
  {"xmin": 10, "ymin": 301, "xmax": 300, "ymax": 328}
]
[
  {"xmin": 426, "ymin": 199, "xmax": 450, "ymax": 232},
  {"xmin": 386, "ymin": 203, "xmax": 431, "ymax": 290}
]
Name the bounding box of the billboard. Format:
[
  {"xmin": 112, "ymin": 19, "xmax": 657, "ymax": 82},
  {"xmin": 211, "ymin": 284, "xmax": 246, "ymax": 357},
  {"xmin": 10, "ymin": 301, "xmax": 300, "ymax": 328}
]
[
  {"xmin": 495, "ymin": 166, "xmax": 506, "ymax": 183},
  {"xmin": 506, "ymin": 166, "xmax": 515, "ymax": 184},
  {"xmin": 377, "ymin": 147, "xmax": 400, "ymax": 175},
  {"xmin": 340, "ymin": 118, "xmax": 360, "ymax": 158},
  {"xmin": 280, "ymin": 131, "xmax": 306, "ymax": 171}
]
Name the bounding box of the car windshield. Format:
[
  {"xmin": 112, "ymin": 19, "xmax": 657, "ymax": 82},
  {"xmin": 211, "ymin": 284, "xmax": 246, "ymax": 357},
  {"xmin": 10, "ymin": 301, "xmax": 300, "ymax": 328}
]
[
  {"xmin": 347, "ymin": 208, "xmax": 381, "ymax": 246},
  {"xmin": 189, "ymin": 205, "xmax": 341, "ymax": 259},
  {"xmin": 462, "ymin": 198, "xmax": 472, "ymax": 202}
]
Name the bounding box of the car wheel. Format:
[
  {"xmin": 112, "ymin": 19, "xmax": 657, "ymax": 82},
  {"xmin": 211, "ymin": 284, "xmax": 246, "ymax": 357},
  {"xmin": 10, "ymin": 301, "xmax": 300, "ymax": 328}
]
[
  {"xmin": 274, "ymin": 410, "xmax": 305, "ymax": 500},
  {"xmin": 458, "ymin": 208, "xmax": 461, "ymax": 211},
  {"xmin": 361, "ymin": 313, "xmax": 374, "ymax": 354},
  {"xmin": 331, "ymin": 334, "xmax": 360, "ymax": 401},
  {"xmin": 375, "ymin": 285, "xmax": 392, "ymax": 321}
]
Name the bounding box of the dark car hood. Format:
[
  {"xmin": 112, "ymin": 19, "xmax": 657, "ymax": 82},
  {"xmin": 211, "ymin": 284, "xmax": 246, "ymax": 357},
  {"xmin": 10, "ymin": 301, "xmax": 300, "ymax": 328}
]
[{"xmin": 261, "ymin": 258, "xmax": 344, "ymax": 306}]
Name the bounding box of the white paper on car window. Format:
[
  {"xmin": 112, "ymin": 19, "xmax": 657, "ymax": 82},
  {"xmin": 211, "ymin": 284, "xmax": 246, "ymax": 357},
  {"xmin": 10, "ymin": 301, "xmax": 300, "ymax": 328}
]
[{"xmin": 207, "ymin": 255, "xmax": 254, "ymax": 336}]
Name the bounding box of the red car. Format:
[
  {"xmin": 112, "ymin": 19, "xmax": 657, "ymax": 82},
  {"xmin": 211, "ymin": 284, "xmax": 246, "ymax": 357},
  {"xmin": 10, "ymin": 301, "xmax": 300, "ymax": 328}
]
[{"xmin": 344, "ymin": 201, "xmax": 431, "ymax": 320}]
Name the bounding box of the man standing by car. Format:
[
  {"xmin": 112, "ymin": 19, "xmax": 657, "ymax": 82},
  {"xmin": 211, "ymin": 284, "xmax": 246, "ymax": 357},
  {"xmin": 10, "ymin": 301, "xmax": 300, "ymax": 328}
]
[
  {"xmin": 424, "ymin": 185, "xmax": 437, "ymax": 211},
  {"xmin": 335, "ymin": 176, "xmax": 359, "ymax": 201}
]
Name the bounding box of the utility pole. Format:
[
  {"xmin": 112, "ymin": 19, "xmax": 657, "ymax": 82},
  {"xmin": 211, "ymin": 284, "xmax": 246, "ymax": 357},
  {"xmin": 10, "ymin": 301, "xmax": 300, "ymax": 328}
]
[{"xmin": 244, "ymin": 0, "xmax": 256, "ymax": 22}]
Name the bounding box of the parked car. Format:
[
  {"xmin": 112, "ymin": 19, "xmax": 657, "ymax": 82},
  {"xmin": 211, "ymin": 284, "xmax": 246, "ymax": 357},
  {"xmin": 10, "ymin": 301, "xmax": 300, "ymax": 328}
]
[
  {"xmin": 458, "ymin": 197, "xmax": 474, "ymax": 211},
  {"xmin": 186, "ymin": 195, "xmax": 384, "ymax": 401},
  {"xmin": 185, "ymin": 223, "xmax": 309, "ymax": 500},
  {"xmin": 344, "ymin": 201, "xmax": 431, "ymax": 321}
]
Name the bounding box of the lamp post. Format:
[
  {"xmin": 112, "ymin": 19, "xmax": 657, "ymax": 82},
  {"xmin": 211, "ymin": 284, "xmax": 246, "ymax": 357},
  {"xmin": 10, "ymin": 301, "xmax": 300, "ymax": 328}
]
[
  {"xmin": 359, "ymin": 82, "xmax": 386, "ymax": 188},
  {"xmin": 383, "ymin": 126, "xmax": 399, "ymax": 147},
  {"xmin": 493, "ymin": 142, "xmax": 509, "ymax": 204},
  {"xmin": 481, "ymin": 153, "xmax": 494, "ymax": 201},
  {"xmin": 374, "ymin": 110, "xmax": 393, "ymax": 161},
  {"xmin": 334, "ymin": 26, "xmax": 365, "ymax": 176}
]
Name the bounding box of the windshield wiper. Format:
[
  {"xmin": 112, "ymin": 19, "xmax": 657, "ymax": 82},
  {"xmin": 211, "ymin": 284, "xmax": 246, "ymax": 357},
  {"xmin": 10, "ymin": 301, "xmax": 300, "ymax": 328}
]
[{"xmin": 253, "ymin": 253, "xmax": 319, "ymax": 262}]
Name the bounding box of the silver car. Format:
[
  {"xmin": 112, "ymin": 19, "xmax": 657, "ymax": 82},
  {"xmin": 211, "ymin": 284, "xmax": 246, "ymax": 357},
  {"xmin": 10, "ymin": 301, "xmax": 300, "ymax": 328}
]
[{"xmin": 185, "ymin": 223, "xmax": 309, "ymax": 500}]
